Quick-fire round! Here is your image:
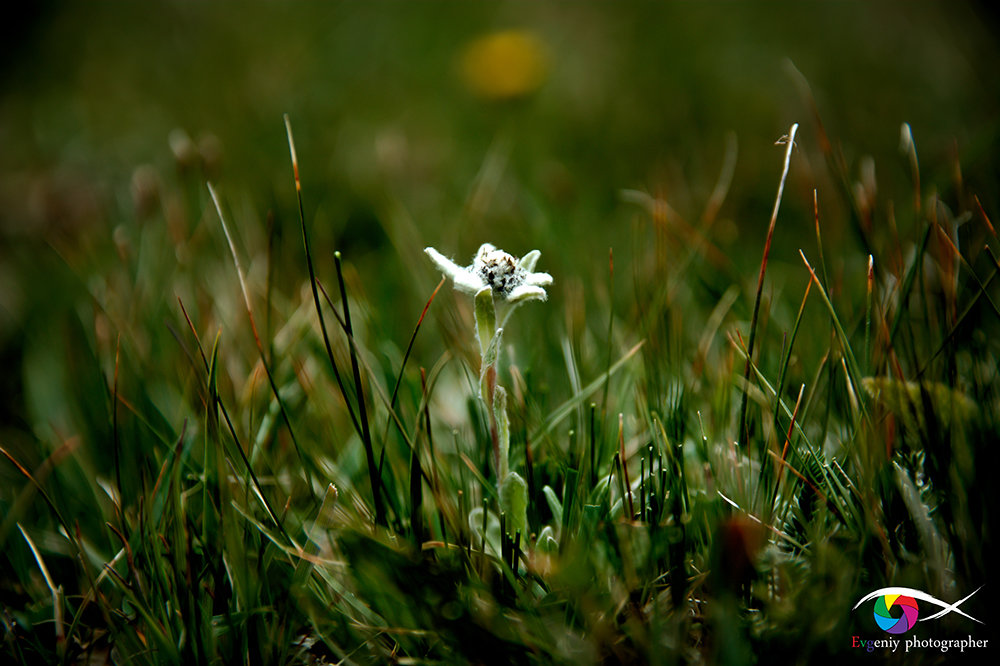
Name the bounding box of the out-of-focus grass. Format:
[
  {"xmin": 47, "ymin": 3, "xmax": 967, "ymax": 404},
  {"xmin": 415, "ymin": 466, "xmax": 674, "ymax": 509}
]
[{"xmin": 1, "ymin": 3, "xmax": 999, "ymax": 664}]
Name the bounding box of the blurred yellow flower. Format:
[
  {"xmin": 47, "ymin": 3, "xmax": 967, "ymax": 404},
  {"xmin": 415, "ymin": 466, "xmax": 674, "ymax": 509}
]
[{"xmin": 459, "ymin": 29, "xmax": 548, "ymax": 101}]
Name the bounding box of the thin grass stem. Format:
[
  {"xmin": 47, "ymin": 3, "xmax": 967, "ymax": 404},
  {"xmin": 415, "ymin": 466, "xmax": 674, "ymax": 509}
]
[
  {"xmin": 737, "ymin": 123, "xmax": 798, "ymax": 451},
  {"xmin": 283, "ymin": 115, "xmax": 363, "ymax": 438},
  {"xmin": 336, "ymin": 252, "xmax": 385, "ymax": 527},
  {"xmin": 17, "ymin": 524, "xmax": 63, "ymax": 643},
  {"xmin": 207, "ymin": 182, "xmax": 316, "ymax": 493}
]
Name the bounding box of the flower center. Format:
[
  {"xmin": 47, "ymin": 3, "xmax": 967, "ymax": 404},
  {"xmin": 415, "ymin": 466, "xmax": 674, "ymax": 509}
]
[{"xmin": 476, "ymin": 249, "xmax": 523, "ymax": 297}]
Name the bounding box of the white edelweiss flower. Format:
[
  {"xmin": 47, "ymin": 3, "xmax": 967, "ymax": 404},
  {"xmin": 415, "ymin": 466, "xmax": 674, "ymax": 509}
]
[{"xmin": 425, "ymin": 243, "xmax": 552, "ymax": 304}]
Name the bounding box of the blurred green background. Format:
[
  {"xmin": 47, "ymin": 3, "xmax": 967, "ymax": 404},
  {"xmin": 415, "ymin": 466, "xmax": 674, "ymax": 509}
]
[
  {"xmin": 3, "ymin": 3, "xmax": 998, "ymax": 256},
  {"xmin": 3, "ymin": 0, "xmax": 998, "ymax": 435},
  {"xmin": 2, "ymin": 3, "xmax": 996, "ymax": 345}
]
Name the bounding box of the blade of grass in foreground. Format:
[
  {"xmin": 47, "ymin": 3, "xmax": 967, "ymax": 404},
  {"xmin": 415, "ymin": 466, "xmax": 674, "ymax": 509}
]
[
  {"xmin": 284, "ymin": 115, "xmax": 363, "ymax": 439},
  {"xmin": 334, "ymin": 251, "xmax": 386, "ymax": 527},
  {"xmin": 887, "ymin": 221, "xmax": 933, "ymax": 351},
  {"xmin": 207, "ymin": 182, "xmax": 316, "ymax": 495},
  {"xmin": 17, "ymin": 524, "xmax": 64, "ymax": 646},
  {"xmin": 531, "ymin": 340, "xmax": 644, "ymax": 442},
  {"xmin": 799, "ymin": 249, "xmax": 871, "ymax": 427},
  {"xmin": 177, "ymin": 298, "xmax": 291, "ymax": 543},
  {"xmin": 600, "ymin": 247, "xmax": 614, "ymax": 418},
  {"xmin": 383, "ymin": 276, "xmax": 446, "ymax": 445},
  {"xmin": 760, "ymin": 276, "xmax": 812, "ymax": 504},
  {"xmin": 729, "ymin": 331, "xmax": 862, "ymax": 530},
  {"xmin": 112, "ymin": 335, "xmax": 124, "ymax": 533},
  {"xmin": 317, "ymin": 280, "xmax": 416, "ymax": 527},
  {"xmin": 918, "ymin": 245, "xmax": 1000, "ymax": 377},
  {"xmin": 737, "ymin": 123, "xmax": 798, "ymax": 451}
]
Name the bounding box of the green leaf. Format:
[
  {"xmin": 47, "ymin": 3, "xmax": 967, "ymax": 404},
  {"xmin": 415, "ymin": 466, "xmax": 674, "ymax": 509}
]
[
  {"xmin": 542, "ymin": 485, "xmax": 563, "ymax": 526},
  {"xmin": 500, "ymin": 472, "xmax": 528, "ymax": 538},
  {"xmin": 537, "ymin": 525, "xmax": 558, "ymax": 552},
  {"xmin": 495, "ymin": 386, "xmax": 510, "ymax": 479},
  {"xmin": 479, "ymin": 326, "xmax": 504, "ymax": 403},
  {"xmin": 475, "ymin": 286, "xmax": 496, "ymax": 358}
]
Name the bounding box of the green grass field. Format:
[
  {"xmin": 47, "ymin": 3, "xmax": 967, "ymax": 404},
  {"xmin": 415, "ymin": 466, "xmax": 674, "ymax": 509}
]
[{"xmin": 1, "ymin": 3, "xmax": 998, "ymax": 664}]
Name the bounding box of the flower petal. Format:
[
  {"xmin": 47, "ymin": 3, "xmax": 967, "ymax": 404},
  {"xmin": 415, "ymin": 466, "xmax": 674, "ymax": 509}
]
[
  {"xmin": 425, "ymin": 247, "xmax": 486, "ymax": 294},
  {"xmin": 506, "ymin": 284, "xmax": 547, "ymax": 303},
  {"xmin": 525, "ymin": 270, "xmax": 553, "ymax": 287},
  {"xmin": 518, "ymin": 249, "xmax": 541, "ymax": 272},
  {"xmin": 475, "ymin": 242, "xmax": 496, "ymax": 261},
  {"xmin": 425, "ymin": 247, "xmax": 464, "ymax": 276},
  {"xmin": 452, "ymin": 269, "xmax": 488, "ymax": 294}
]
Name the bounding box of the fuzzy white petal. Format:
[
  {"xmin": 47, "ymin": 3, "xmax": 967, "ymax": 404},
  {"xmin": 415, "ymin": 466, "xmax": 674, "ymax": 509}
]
[
  {"xmin": 425, "ymin": 247, "xmax": 486, "ymax": 294},
  {"xmin": 518, "ymin": 249, "xmax": 541, "ymax": 272},
  {"xmin": 452, "ymin": 269, "xmax": 487, "ymax": 294},
  {"xmin": 425, "ymin": 247, "xmax": 464, "ymax": 277},
  {"xmin": 506, "ymin": 284, "xmax": 547, "ymax": 304},
  {"xmin": 525, "ymin": 271, "xmax": 553, "ymax": 287}
]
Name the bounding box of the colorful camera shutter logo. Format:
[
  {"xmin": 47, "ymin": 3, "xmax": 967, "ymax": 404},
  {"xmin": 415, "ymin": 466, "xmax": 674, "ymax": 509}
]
[{"xmin": 874, "ymin": 594, "xmax": 919, "ymax": 634}]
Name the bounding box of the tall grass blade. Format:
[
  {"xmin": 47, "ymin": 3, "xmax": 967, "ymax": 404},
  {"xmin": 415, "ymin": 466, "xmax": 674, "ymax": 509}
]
[
  {"xmin": 207, "ymin": 182, "xmax": 315, "ymax": 492},
  {"xmin": 532, "ymin": 341, "xmax": 643, "ymax": 441},
  {"xmin": 737, "ymin": 123, "xmax": 798, "ymax": 449},
  {"xmin": 284, "ymin": 115, "xmax": 363, "ymax": 438},
  {"xmin": 799, "ymin": 249, "xmax": 871, "ymax": 426}
]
